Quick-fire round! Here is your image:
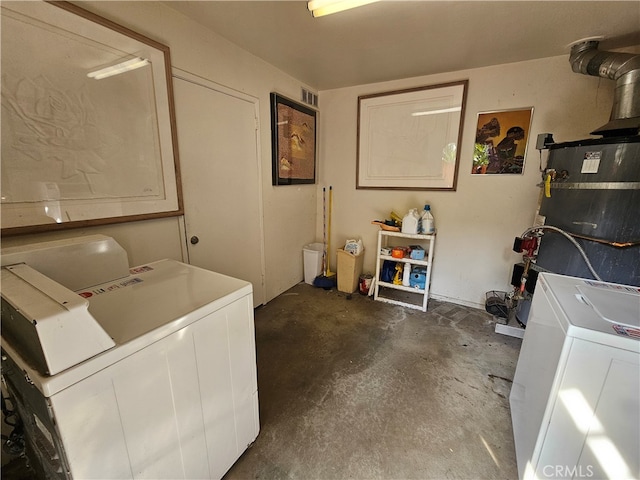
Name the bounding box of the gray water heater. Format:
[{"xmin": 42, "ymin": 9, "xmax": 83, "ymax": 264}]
[
  {"xmin": 536, "ymin": 136, "xmax": 640, "ymax": 286},
  {"xmin": 534, "ymin": 38, "xmax": 640, "ymax": 287}
]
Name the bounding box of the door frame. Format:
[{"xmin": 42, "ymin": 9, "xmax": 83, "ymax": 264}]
[{"xmin": 172, "ymin": 68, "xmax": 267, "ymax": 306}]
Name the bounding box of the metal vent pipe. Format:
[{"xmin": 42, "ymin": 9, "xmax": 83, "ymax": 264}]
[{"xmin": 570, "ymin": 40, "xmax": 640, "ymax": 134}]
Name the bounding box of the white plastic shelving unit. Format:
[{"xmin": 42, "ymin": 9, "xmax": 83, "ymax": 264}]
[{"xmin": 373, "ymin": 230, "xmax": 435, "ymax": 312}]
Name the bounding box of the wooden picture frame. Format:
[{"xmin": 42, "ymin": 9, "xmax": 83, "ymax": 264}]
[
  {"xmin": 270, "ymin": 93, "xmax": 317, "ymax": 186},
  {"xmin": 1, "ymin": 1, "xmax": 182, "ymax": 236},
  {"xmin": 472, "ymin": 107, "xmax": 534, "ymax": 175},
  {"xmin": 357, "ymin": 80, "xmax": 468, "ymax": 190}
]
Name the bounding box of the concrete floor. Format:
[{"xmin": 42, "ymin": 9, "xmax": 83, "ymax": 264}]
[
  {"xmin": 224, "ymin": 283, "xmax": 523, "ymax": 480},
  {"xmin": 2, "ymin": 282, "xmax": 523, "ymax": 480}
]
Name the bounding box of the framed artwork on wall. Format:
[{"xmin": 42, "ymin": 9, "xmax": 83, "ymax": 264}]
[
  {"xmin": 270, "ymin": 93, "xmax": 317, "ymax": 186},
  {"xmin": 472, "ymin": 107, "xmax": 534, "ymax": 175},
  {"xmin": 357, "ymin": 80, "xmax": 468, "ymax": 190},
  {"xmin": 0, "ymin": 1, "xmax": 183, "ymax": 236}
]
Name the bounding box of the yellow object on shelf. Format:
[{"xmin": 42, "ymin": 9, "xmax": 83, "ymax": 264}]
[
  {"xmin": 544, "ymin": 173, "xmax": 552, "ymax": 198},
  {"xmin": 393, "ymin": 263, "xmax": 403, "ymax": 285}
]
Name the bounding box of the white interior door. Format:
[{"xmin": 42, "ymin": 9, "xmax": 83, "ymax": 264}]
[{"xmin": 173, "ymin": 71, "xmax": 265, "ymax": 306}]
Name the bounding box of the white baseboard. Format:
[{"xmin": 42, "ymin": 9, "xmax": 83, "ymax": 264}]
[
  {"xmin": 495, "ymin": 322, "xmax": 525, "ymax": 339},
  {"xmin": 430, "ymin": 293, "xmax": 484, "ymax": 310}
]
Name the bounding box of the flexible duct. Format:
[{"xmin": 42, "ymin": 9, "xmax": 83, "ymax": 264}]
[{"xmin": 569, "ymin": 40, "xmax": 640, "ymax": 135}]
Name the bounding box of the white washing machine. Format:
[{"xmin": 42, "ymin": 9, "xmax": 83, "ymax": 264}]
[
  {"xmin": 510, "ymin": 272, "xmax": 639, "ymax": 480},
  {"xmin": 1, "ymin": 235, "xmax": 259, "ymax": 479}
]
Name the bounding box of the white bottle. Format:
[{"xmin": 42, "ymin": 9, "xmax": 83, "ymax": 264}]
[
  {"xmin": 402, "ymin": 263, "xmax": 411, "ymax": 286},
  {"xmin": 420, "ymin": 205, "xmax": 435, "ymax": 234},
  {"xmin": 401, "ymin": 208, "xmax": 420, "ymax": 234}
]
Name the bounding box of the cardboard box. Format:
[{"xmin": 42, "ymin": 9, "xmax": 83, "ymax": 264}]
[{"xmin": 337, "ymin": 248, "xmax": 365, "ymax": 293}]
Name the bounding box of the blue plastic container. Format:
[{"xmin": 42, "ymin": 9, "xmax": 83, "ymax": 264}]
[
  {"xmin": 409, "ymin": 245, "xmax": 425, "ymax": 260},
  {"xmin": 410, "ymin": 267, "xmax": 427, "ymax": 289}
]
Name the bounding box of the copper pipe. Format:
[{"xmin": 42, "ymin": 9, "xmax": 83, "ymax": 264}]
[{"xmin": 568, "ymin": 232, "xmax": 640, "ymax": 248}]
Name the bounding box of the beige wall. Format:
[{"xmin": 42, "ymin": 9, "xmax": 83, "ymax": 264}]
[
  {"xmin": 3, "ymin": 2, "xmax": 636, "ymax": 309},
  {"xmin": 318, "ymin": 55, "xmax": 618, "ymax": 308},
  {"xmin": 3, "ymin": 1, "xmax": 318, "ymax": 303},
  {"xmin": 1, "ymin": 217, "xmax": 187, "ymax": 267}
]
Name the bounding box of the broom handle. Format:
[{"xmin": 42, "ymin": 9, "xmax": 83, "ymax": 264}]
[
  {"xmin": 326, "ymin": 186, "xmax": 333, "ymax": 276},
  {"xmin": 322, "ymin": 187, "xmax": 327, "ymax": 274}
]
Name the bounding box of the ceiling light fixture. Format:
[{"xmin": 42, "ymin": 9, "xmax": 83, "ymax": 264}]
[
  {"xmin": 87, "ymin": 57, "xmax": 150, "ymax": 80},
  {"xmin": 307, "ymin": 0, "xmax": 379, "ymax": 18}
]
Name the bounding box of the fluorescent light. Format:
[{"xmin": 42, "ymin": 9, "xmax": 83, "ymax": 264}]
[
  {"xmin": 308, "ymin": 0, "xmax": 379, "ymax": 17},
  {"xmin": 412, "ymin": 106, "xmax": 462, "ymax": 117},
  {"xmin": 87, "ymin": 57, "xmax": 149, "ymax": 80}
]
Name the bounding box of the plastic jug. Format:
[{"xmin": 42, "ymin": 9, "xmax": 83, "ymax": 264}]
[
  {"xmin": 420, "ymin": 205, "xmax": 435, "ymax": 234},
  {"xmin": 401, "ymin": 208, "xmax": 420, "ymax": 234},
  {"xmin": 344, "ymin": 239, "xmax": 363, "ymax": 255}
]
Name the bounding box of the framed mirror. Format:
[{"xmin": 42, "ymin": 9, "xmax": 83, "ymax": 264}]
[
  {"xmin": 357, "ymin": 80, "xmax": 468, "ymax": 191},
  {"xmin": 1, "ymin": 1, "xmax": 182, "ymax": 235}
]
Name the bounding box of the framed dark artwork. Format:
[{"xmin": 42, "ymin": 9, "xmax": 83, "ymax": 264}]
[
  {"xmin": 0, "ymin": 1, "xmax": 182, "ymax": 236},
  {"xmin": 472, "ymin": 107, "xmax": 534, "ymax": 175},
  {"xmin": 357, "ymin": 80, "xmax": 468, "ymax": 190},
  {"xmin": 270, "ymin": 93, "xmax": 317, "ymax": 185}
]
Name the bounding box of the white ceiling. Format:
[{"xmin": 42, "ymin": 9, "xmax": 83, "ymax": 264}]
[{"xmin": 165, "ymin": 1, "xmax": 640, "ymax": 90}]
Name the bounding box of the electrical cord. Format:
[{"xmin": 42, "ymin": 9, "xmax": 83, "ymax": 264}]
[
  {"xmin": 521, "ymin": 225, "xmax": 603, "ymax": 281},
  {"xmin": 1, "ymin": 392, "xmax": 25, "ymax": 456}
]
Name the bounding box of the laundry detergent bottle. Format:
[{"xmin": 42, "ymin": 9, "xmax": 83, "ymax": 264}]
[
  {"xmin": 420, "ymin": 205, "xmax": 435, "ymax": 234},
  {"xmin": 402, "ymin": 263, "xmax": 412, "ymax": 286},
  {"xmin": 401, "ymin": 208, "xmax": 420, "ymax": 234}
]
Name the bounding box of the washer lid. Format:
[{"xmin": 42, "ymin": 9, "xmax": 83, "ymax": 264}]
[
  {"xmin": 538, "ymin": 273, "xmax": 640, "ymax": 345},
  {"xmin": 2, "ymin": 259, "xmax": 253, "ymax": 398},
  {"xmin": 1, "ymin": 264, "xmax": 115, "ymax": 376},
  {"xmin": 577, "ymin": 284, "xmax": 640, "ymax": 329}
]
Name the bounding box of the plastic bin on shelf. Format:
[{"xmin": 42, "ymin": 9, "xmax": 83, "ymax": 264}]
[
  {"xmin": 303, "ymin": 243, "xmax": 324, "ymax": 285},
  {"xmin": 337, "ymin": 248, "xmax": 365, "ymax": 293}
]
